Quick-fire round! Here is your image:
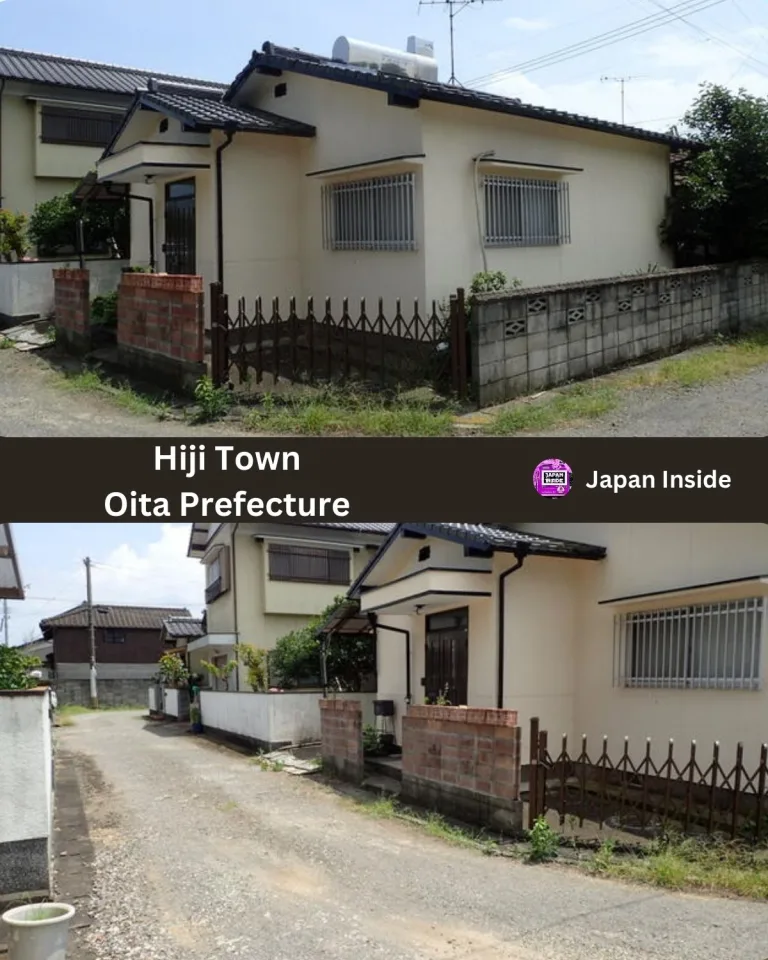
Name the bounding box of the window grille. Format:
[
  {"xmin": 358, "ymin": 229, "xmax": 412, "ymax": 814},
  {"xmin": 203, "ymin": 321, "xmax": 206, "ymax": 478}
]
[
  {"xmin": 483, "ymin": 175, "xmax": 570, "ymax": 247},
  {"xmin": 322, "ymin": 173, "xmax": 416, "ymax": 251},
  {"xmin": 613, "ymin": 598, "xmax": 764, "ymax": 690},
  {"xmin": 40, "ymin": 106, "xmax": 124, "ymax": 147},
  {"xmin": 267, "ymin": 543, "xmax": 350, "ymax": 585}
]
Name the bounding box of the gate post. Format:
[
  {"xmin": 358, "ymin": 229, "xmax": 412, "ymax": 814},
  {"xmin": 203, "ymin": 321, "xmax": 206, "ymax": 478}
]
[
  {"xmin": 450, "ymin": 288, "xmax": 469, "ymax": 401},
  {"xmin": 528, "ymin": 716, "xmax": 540, "ymax": 829},
  {"xmin": 209, "ymin": 281, "xmax": 228, "ymax": 386}
]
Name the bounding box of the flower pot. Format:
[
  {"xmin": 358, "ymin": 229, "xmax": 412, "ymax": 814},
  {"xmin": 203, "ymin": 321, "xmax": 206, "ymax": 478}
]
[
  {"xmin": 2, "ymin": 903, "xmax": 75, "ymax": 960},
  {"xmin": 191, "ymin": 722, "xmax": 203, "ymax": 734}
]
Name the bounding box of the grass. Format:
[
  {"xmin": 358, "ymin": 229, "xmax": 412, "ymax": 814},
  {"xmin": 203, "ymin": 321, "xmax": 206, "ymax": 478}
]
[
  {"xmin": 481, "ymin": 332, "xmax": 768, "ymax": 435},
  {"xmin": 352, "ymin": 794, "xmax": 496, "ymax": 852},
  {"xmin": 56, "ymin": 703, "xmax": 145, "ymax": 726},
  {"xmin": 587, "ymin": 835, "xmax": 768, "ymax": 900},
  {"xmin": 59, "ymin": 368, "xmax": 171, "ymax": 419},
  {"xmin": 0, "ymin": 336, "xmax": 12, "ymax": 350},
  {"xmin": 242, "ymin": 387, "xmax": 457, "ymax": 437}
]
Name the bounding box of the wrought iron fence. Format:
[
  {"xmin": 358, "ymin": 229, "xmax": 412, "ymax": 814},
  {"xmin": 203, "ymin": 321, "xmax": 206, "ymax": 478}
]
[
  {"xmin": 209, "ymin": 283, "xmax": 470, "ymax": 399},
  {"xmin": 527, "ymin": 717, "xmax": 768, "ymax": 841}
]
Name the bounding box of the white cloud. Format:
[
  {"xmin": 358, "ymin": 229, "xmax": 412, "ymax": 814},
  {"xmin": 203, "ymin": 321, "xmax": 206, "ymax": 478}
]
[
  {"xmin": 8, "ymin": 525, "xmax": 204, "ymax": 647},
  {"xmin": 504, "ymin": 16, "xmax": 551, "ymax": 32}
]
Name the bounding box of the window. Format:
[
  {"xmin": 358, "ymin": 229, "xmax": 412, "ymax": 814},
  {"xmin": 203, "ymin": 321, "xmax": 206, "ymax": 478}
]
[
  {"xmin": 104, "ymin": 629, "xmax": 125, "ymax": 644},
  {"xmin": 40, "ymin": 106, "xmax": 125, "ymax": 147},
  {"xmin": 267, "ymin": 543, "xmax": 350, "ymax": 585},
  {"xmin": 483, "ymin": 175, "xmax": 570, "ymax": 247},
  {"xmin": 614, "ymin": 598, "xmax": 764, "ymax": 690},
  {"xmin": 204, "ymin": 546, "xmax": 230, "ymax": 603},
  {"xmin": 322, "ymin": 173, "xmax": 416, "ymax": 251}
]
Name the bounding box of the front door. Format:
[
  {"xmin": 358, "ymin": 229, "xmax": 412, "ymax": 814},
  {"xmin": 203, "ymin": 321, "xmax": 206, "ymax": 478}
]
[
  {"xmin": 164, "ymin": 179, "xmax": 196, "ymax": 274},
  {"xmin": 425, "ymin": 607, "xmax": 469, "ymax": 706}
]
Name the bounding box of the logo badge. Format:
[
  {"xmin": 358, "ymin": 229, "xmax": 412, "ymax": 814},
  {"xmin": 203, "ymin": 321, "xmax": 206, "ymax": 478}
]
[{"xmin": 533, "ymin": 459, "xmax": 572, "ymax": 498}]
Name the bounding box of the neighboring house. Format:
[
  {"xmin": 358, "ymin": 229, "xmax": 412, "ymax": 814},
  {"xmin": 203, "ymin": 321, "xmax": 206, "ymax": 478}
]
[
  {"xmin": 327, "ymin": 522, "xmax": 768, "ymax": 767},
  {"xmin": 0, "ymin": 47, "xmax": 224, "ymax": 222},
  {"xmin": 159, "ymin": 615, "xmax": 205, "ymax": 661},
  {"xmin": 187, "ymin": 521, "xmax": 394, "ymax": 690},
  {"xmin": 40, "ymin": 602, "xmax": 192, "ymax": 706},
  {"xmin": 0, "ymin": 523, "xmax": 24, "ymax": 600},
  {"xmin": 97, "ymin": 36, "xmax": 686, "ymax": 312},
  {"xmin": 15, "ymin": 637, "xmax": 54, "ymax": 680}
]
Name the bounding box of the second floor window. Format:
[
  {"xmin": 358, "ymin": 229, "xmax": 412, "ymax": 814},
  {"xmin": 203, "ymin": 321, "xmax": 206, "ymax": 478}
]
[
  {"xmin": 268, "ymin": 543, "xmax": 351, "ymax": 585},
  {"xmin": 322, "ymin": 173, "xmax": 416, "ymax": 252},
  {"xmin": 40, "ymin": 106, "xmax": 125, "ymax": 148}
]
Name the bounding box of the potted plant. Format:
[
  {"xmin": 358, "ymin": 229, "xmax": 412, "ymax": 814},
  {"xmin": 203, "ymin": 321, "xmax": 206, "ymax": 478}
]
[
  {"xmin": 1, "ymin": 902, "xmax": 75, "ymax": 960},
  {"xmin": 189, "ymin": 703, "xmax": 203, "ymax": 734}
]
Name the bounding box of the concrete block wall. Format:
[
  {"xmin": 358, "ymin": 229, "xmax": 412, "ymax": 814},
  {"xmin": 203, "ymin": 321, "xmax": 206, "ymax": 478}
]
[
  {"xmin": 472, "ymin": 260, "xmax": 768, "ymax": 405},
  {"xmin": 320, "ymin": 698, "xmax": 363, "ymax": 782},
  {"xmin": 401, "ymin": 705, "xmax": 523, "ymax": 832},
  {"xmin": 0, "ymin": 689, "xmax": 53, "ymax": 900},
  {"xmin": 56, "ymin": 678, "xmax": 149, "ymax": 708},
  {"xmin": 52, "ymin": 268, "xmax": 90, "ymax": 350}
]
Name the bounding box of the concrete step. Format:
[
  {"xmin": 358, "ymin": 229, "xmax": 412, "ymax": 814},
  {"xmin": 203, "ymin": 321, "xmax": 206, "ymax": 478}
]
[{"xmin": 362, "ymin": 774, "xmax": 402, "ymax": 797}]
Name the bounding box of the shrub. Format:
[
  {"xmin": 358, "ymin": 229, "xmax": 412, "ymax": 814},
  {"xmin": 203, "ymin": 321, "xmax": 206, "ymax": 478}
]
[
  {"xmin": 239, "ymin": 644, "xmax": 269, "ymax": 692},
  {"xmin": 201, "ymin": 658, "xmax": 237, "ymax": 690},
  {"xmin": 28, "ymin": 191, "xmax": 128, "ymax": 258},
  {"xmin": 0, "ymin": 646, "xmax": 42, "ymax": 690},
  {"xmin": 194, "ymin": 375, "xmax": 234, "ymax": 422},
  {"xmin": 157, "ymin": 652, "xmax": 189, "ymax": 688},
  {"xmin": 527, "ymin": 815, "xmax": 560, "ymax": 862},
  {"xmin": 91, "ymin": 291, "xmax": 118, "ymax": 328},
  {"xmin": 0, "ymin": 210, "xmax": 29, "ymax": 262}
]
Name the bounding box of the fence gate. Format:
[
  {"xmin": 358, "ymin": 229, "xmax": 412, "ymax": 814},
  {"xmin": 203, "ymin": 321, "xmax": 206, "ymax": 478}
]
[{"xmin": 209, "ymin": 283, "xmax": 471, "ymax": 400}]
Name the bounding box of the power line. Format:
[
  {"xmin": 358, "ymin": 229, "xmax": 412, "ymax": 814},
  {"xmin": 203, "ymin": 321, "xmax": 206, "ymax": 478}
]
[{"xmin": 469, "ymin": 0, "xmax": 726, "ymax": 86}]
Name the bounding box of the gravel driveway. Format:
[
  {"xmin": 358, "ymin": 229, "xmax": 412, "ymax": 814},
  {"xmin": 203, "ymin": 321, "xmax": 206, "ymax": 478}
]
[{"xmin": 60, "ymin": 712, "xmax": 768, "ymax": 960}]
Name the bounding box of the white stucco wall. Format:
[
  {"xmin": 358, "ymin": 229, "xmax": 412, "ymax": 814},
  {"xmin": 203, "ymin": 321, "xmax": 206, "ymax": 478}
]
[
  {"xmin": 0, "ymin": 690, "xmax": 53, "ymax": 847},
  {"xmin": 162, "ymin": 687, "xmax": 190, "ymax": 720},
  {"xmin": 199, "ymin": 690, "xmax": 376, "ymax": 745},
  {"xmin": 0, "ymin": 259, "xmax": 123, "ymax": 322}
]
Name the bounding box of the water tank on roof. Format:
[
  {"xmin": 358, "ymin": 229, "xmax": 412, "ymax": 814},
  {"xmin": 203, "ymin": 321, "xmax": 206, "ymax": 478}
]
[{"xmin": 332, "ymin": 37, "xmax": 439, "ymax": 83}]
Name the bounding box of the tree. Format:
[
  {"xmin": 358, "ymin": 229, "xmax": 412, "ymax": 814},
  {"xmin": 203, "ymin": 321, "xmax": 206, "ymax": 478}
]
[
  {"xmin": 662, "ymin": 84, "xmax": 768, "ymax": 265},
  {"xmin": 269, "ymin": 598, "xmax": 376, "ymax": 692},
  {"xmin": 28, "ymin": 190, "xmax": 129, "ymax": 258},
  {"xmin": 239, "ymin": 644, "xmax": 269, "ymax": 692},
  {"xmin": 0, "ymin": 646, "xmax": 42, "ymax": 690},
  {"xmin": 200, "ymin": 658, "xmax": 237, "ymax": 690}
]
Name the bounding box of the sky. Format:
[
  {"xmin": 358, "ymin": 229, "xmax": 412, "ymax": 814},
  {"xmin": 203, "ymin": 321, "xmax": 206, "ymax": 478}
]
[
  {"xmin": 1, "ymin": 0, "xmax": 768, "ymax": 132},
  {"xmin": 4, "ymin": 524, "xmax": 204, "ymax": 647}
]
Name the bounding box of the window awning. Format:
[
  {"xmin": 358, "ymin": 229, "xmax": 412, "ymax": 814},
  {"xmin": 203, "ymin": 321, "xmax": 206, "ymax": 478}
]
[
  {"xmin": 319, "ymin": 599, "xmax": 375, "ymax": 636},
  {"xmin": 477, "ymin": 157, "xmax": 583, "ymax": 175},
  {"xmin": 306, "ymin": 154, "xmax": 426, "ymax": 178},
  {"xmin": 599, "ymin": 575, "xmax": 768, "ymax": 608}
]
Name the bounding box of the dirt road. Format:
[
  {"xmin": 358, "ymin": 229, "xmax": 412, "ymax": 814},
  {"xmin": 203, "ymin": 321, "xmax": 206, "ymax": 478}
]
[{"xmin": 58, "ymin": 711, "xmax": 768, "ymax": 960}]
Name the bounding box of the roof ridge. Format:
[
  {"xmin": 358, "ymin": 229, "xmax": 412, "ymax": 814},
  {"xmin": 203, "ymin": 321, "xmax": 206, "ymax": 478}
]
[{"xmin": 0, "ymin": 46, "xmax": 226, "ymax": 88}]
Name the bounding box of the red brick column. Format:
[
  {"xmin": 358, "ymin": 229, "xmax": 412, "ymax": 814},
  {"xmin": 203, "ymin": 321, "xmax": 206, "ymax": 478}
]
[
  {"xmin": 401, "ymin": 705, "xmax": 522, "ymax": 831},
  {"xmin": 320, "ymin": 699, "xmax": 363, "ymax": 782},
  {"xmin": 117, "ymin": 273, "xmax": 204, "ymax": 362},
  {"xmin": 52, "ymin": 268, "xmax": 90, "ymax": 349}
]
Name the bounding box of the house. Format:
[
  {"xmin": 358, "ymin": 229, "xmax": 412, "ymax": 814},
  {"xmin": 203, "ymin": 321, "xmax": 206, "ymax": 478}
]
[
  {"xmin": 160, "ymin": 615, "xmax": 205, "ymax": 663},
  {"xmin": 40, "ymin": 602, "xmax": 192, "ymax": 706},
  {"xmin": 0, "ymin": 523, "xmax": 24, "ymax": 600},
  {"xmin": 96, "ymin": 36, "xmax": 686, "ymax": 314},
  {"xmin": 187, "ymin": 521, "xmax": 394, "ymax": 690},
  {"xmin": 325, "ymin": 522, "xmax": 768, "ymax": 768},
  {"xmin": 0, "ymin": 47, "xmax": 224, "ymax": 224}
]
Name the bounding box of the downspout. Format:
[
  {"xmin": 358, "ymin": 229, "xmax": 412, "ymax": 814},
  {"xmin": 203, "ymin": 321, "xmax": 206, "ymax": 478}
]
[
  {"xmin": 231, "ymin": 523, "xmax": 240, "ymax": 692},
  {"xmin": 370, "ymin": 615, "xmax": 412, "ymax": 705},
  {"xmin": 216, "ymin": 127, "xmax": 237, "ymax": 286},
  {"xmin": 496, "ymin": 544, "xmax": 531, "ymax": 710},
  {"xmin": 473, "ymin": 150, "xmax": 495, "ymax": 274},
  {"xmin": 0, "ymin": 79, "xmax": 6, "ymax": 207}
]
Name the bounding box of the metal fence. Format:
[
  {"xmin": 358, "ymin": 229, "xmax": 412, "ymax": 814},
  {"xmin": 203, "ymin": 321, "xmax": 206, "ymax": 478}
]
[
  {"xmin": 527, "ymin": 717, "xmax": 768, "ymax": 841},
  {"xmin": 209, "ymin": 283, "xmax": 470, "ymax": 398}
]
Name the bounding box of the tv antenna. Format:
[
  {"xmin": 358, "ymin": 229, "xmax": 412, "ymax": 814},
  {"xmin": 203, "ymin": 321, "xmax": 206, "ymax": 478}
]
[
  {"xmin": 419, "ymin": 0, "xmax": 503, "ymax": 86},
  {"xmin": 601, "ymin": 76, "xmax": 645, "ymax": 125}
]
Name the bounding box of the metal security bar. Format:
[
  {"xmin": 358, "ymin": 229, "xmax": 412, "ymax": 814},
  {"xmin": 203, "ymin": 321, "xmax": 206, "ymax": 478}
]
[
  {"xmin": 483, "ymin": 175, "xmax": 570, "ymax": 247},
  {"xmin": 40, "ymin": 106, "xmax": 124, "ymax": 147},
  {"xmin": 322, "ymin": 173, "xmax": 417, "ymax": 251},
  {"xmin": 613, "ymin": 598, "xmax": 764, "ymax": 690}
]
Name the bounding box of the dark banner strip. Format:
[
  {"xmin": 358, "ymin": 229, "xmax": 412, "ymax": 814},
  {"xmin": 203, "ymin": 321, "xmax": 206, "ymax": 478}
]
[{"xmin": 0, "ymin": 438, "xmax": 765, "ymax": 521}]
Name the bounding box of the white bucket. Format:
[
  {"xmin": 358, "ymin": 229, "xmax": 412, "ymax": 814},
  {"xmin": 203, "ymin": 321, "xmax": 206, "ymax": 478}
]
[{"xmin": 1, "ymin": 903, "xmax": 75, "ymax": 960}]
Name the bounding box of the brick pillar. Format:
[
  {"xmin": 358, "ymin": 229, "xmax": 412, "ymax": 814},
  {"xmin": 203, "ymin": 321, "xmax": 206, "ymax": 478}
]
[
  {"xmin": 320, "ymin": 699, "xmax": 363, "ymax": 782},
  {"xmin": 52, "ymin": 268, "xmax": 91, "ymax": 351}
]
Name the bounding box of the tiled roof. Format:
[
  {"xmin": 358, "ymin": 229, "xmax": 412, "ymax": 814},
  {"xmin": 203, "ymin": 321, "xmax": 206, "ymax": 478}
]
[
  {"xmin": 41, "ymin": 603, "xmax": 192, "ymax": 630},
  {"xmin": 306, "ymin": 523, "xmax": 396, "ymax": 535},
  {"xmin": 139, "ymin": 85, "xmax": 316, "ymax": 136},
  {"xmin": 161, "ymin": 617, "xmax": 205, "ymax": 639},
  {"xmin": 405, "ymin": 523, "xmax": 606, "ymax": 559},
  {"xmin": 0, "ymin": 47, "xmax": 225, "ymax": 95},
  {"xmin": 226, "ymin": 42, "xmax": 691, "ymax": 149}
]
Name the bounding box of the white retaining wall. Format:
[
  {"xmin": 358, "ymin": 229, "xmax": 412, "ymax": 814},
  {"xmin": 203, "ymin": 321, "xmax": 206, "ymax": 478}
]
[
  {"xmin": 199, "ymin": 691, "xmax": 377, "ymax": 747},
  {"xmin": 0, "ymin": 689, "xmax": 53, "ymax": 899},
  {"xmin": 162, "ymin": 687, "xmax": 190, "ymax": 721},
  {"xmin": 0, "ymin": 258, "xmax": 123, "ymax": 323}
]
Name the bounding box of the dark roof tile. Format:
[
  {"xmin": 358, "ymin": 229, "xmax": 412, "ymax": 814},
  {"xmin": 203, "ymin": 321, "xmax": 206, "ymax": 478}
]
[
  {"xmin": 161, "ymin": 617, "xmax": 205, "ymax": 639},
  {"xmin": 41, "ymin": 603, "xmax": 192, "ymax": 630}
]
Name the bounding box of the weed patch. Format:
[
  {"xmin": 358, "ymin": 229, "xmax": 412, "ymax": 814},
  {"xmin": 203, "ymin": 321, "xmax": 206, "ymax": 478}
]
[{"xmin": 60, "ymin": 368, "xmax": 171, "ymax": 419}]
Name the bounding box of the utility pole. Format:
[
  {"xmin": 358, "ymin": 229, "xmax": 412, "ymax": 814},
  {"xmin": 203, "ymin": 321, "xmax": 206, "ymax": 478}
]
[
  {"xmin": 85, "ymin": 557, "xmax": 98, "ymax": 709},
  {"xmin": 2, "ymin": 599, "xmax": 8, "ymax": 646},
  {"xmin": 601, "ymin": 76, "xmax": 643, "ymax": 125}
]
